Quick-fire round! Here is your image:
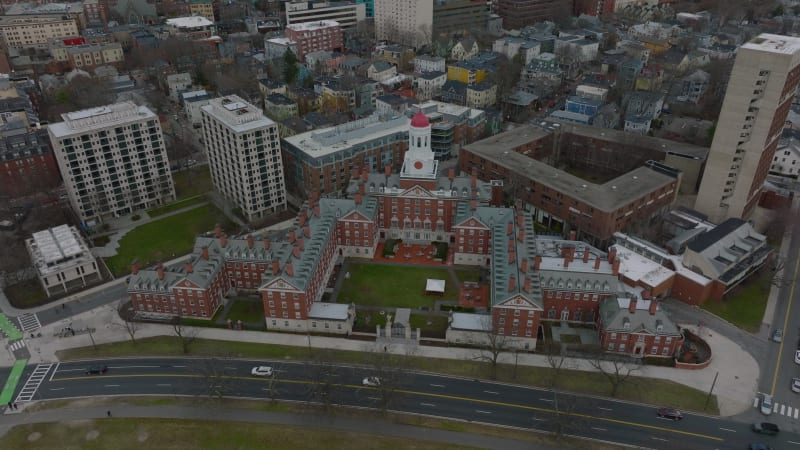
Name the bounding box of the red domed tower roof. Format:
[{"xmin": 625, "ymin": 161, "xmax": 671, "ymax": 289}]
[{"xmin": 410, "ymin": 110, "xmax": 430, "ymax": 128}]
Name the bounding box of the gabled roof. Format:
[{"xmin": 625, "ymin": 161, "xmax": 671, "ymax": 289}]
[{"xmin": 599, "ymin": 297, "xmax": 681, "ymax": 336}]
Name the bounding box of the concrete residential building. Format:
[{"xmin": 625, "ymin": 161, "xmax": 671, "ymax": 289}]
[
  {"xmin": 201, "ymin": 95, "xmax": 286, "ymax": 222},
  {"xmin": 496, "ymin": 0, "xmax": 569, "ymax": 31},
  {"xmin": 0, "ymin": 15, "xmax": 80, "ymax": 49},
  {"xmin": 771, "ymin": 135, "xmax": 800, "ymax": 178},
  {"xmin": 181, "ymin": 89, "xmax": 212, "ymax": 127},
  {"xmin": 695, "ymin": 34, "xmax": 800, "ymax": 223},
  {"xmin": 48, "ymin": 102, "xmax": 176, "ymax": 223},
  {"xmin": 374, "ymin": 0, "xmax": 433, "ymax": 47},
  {"xmin": 190, "ymin": 0, "xmax": 215, "ymax": 21},
  {"xmin": 432, "ymin": 0, "xmax": 489, "ymax": 38},
  {"xmin": 414, "ymin": 55, "xmax": 446, "ymax": 74},
  {"xmin": 49, "ymin": 42, "xmax": 124, "ymax": 70},
  {"xmin": 165, "ymin": 16, "xmax": 215, "ymax": 40},
  {"xmin": 26, "ymin": 224, "xmax": 101, "ymax": 297},
  {"xmin": 285, "ymin": 20, "xmax": 344, "ymax": 62},
  {"xmin": 284, "ymin": 0, "xmax": 366, "ymax": 30}
]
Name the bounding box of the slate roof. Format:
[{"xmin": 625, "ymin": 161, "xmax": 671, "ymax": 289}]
[{"xmin": 599, "ymin": 297, "xmax": 681, "ymax": 336}]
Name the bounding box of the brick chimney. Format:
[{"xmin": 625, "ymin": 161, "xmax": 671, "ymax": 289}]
[
  {"xmin": 490, "ymin": 182, "xmax": 502, "ymax": 206},
  {"xmin": 361, "ymin": 170, "xmax": 368, "ymax": 182},
  {"xmin": 297, "ymin": 236, "xmax": 305, "ymax": 251},
  {"xmin": 518, "ymin": 229, "xmax": 524, "ymax": 242},
  {"xmin": 471, "ymin": 174, "xmax": 477, "ymax": 189},
  {"xmin": 358, "ymin": 183, "xmax": 365, "ymax": 195},
  {"xmin": 385, "ymin": 164, "xmax": 392, "ymax": 177},
  {"xmin": 608, "ymin": 248, "xmax": 617, "ymax": 264},
  {"xmin": 508, "ymin": 251, "xmax": 515, "ymax": 264},
  {"xmin": 308, "ymin": 197, "xmax": 316, "ymax": 210},
  {"xmin": 612, "ymin": 259, "xmax": 620, "ymax": 276},
  {"xmin": 534, "ymin": 255, "xmax": 542, "ymax": 270},
  {"xmin": 508, "ymin": 275, "xmax": 516, "ymax": 292},
  {"xmin": 569, "ymin": 230, "xmax": 576, "ymax": 241},
  {"xmin": 629, "ymin": 298, "xmax": 637, "ymax": 314},
  {"xmin": 185, "ymin": 262, "xmax": 194, "ymax": 274},
  {"xmin": 507, "ymin": 221, "xmax": 513, "ymax": 235},
  {"xmin": 312, "ymin": 190, "xmax": 320, "ymax": 203},
  {"xmin": 131, "ymin": 259, "xmax": 140, "ymax": 275},
  {"xmin": 594, "ymin": 256, "xmax": 601, "ymax": 270},
  {"xmin": 520, "ymin": 258, "xmax": 528, "ymax": 273},
  {"xmin": 285, "ymin": 261, "xmax": 294, "ymax": 277},
  {"xmin": 564, "ymin": 256, "xmax": 570, "ymax": 269},
  {"xmin": 247, "ymin": 235, "xmax": 254, "ymax": 249},
  {"xmin": 523, "ymin": 276, "xmax": 531, "ymax": 293},
  {"xmin": 304, "ymin": 226, "xmax": 311, "ymax": 238},
  {"xmin": 202, "ymin": 246, "xmax": 209, "ymax": 261},
  {"xmin": 288, "ymin": 230, "xmax": 296, "ymax": 243},
  {"xmin": 649, "ymin": 299, "xmax": 658, "ymax": 315},
  {"xmin": 583, "ymin": 249, "xmax": 590, "ymax": 263},
  {"xmin": 355, "ymin": 193, "xmax": 362, "ymax": 205},
  {"xmin": 448, "ymin": 167, "xmax": 455, "ymax": 182},
  {"xmin": 313, "ymin": 205, "xmax": 320, "ymax": 217},
  {"xmin": 352, "ymin": 167, "xmax": 360, "ymax": 180},
  {"xmin": 507, "ymin": 239, "xmax": 514, "ymax": 252},
  {"xmin": 642, "ymin": 290, "xmax": 651, "ymax": 300},
  {"xmin": 263, "ymin": 238, "xmax": 271, "ymax": 250},
  {"xmin": 293, "ymin": 246, "xmax": 301, "ymax": 258},
  {"xmin": 214, "ymin": 224, "xmax": 222, "ymax": 238},
  {"xmin": 516, "ymin": 213, "xmax": 523, "ymax": 227},
  {"xmin": 220, "ymin": 233, "xmax": 228, "ymax": 248},
  {"xmin": 157, "ymin": 263, "xmax": 165, "ymax": 281},
  {"xmin": 272, "ymin": 260, "xmax": 280, "ymax": 275},
  {"xmin": 298, "ymin": 210, "xmax": 307, "ymax": 227}
]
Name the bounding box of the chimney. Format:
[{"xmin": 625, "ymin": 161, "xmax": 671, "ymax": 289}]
[
  {"xmin": 583, "ymin": 249, "xmax": 590, "ymax": 263},
  {"xmin": 298, "ymin": 210, "xmax": 307, "ymax": 227},
  {"xmin": 516, "ymin": 213, "xmax": 524, "ymax": 227},
  {"xmin": 298, "ymin": 236, "xmax": 305, "ymax": 251},
  {"xmin": 285, "ymin": 261, "xmax": 294, "ymax": 277},
  {"xmin": 520, "ymin": 258, "xmax": 528, "ymax": 273},
  {"xmin": 518, "ymin": 229, "xmax": 524, "ymax": 242},
  {"xmin": 507, "ymin": 221, "xmax": 513, "ymax": 235},
  {"xmin": 247, "ymin": 235, "xmax": 254, "ymax": 249},
  {"xmin": 507, "ymin": 239, "xmax": 514, "ymax": 252},
  {"xmin": 508, "ymin": 251, "xmax": 515, "ymax": 264},
  {"xmin": 594, "ymin": 256, "xmax": 601, "ymax": 270},
  {"xmin": 649, "ymin": 299, "xmax": 658, "ymax": 315},
  {"xmin": 490, "ymin": 182, "xmax": 502, "ymax": 206},
  {"xmin": 214, "ymin": 224, "xmax": 222, "ymax": 238},
  {"xmin": 308, "ymin": 197, "xmax": 316, "ymax": 210},
  {"xmin": 642, "ymin": 290, "xmax": 651, "ymax": 300},
  {"xmin": 355, "ymin": 193, "xmax": 362, "ymax": 205},
  {"xmin": 613, "ymin": 259, "xmax": 620, "ymax": 276},
  {"xmin": 385, "ymin": 164, "xmax": 392, "ymax": 177},
  {"xmin": 508, "ymin": 275, "xmax": 516, "ymax": 292},
  {"xmin": 293, "ymin": 246, "xmax": 301, "ymax": 258},
  {"xmin": 561, "ymin": 246, "xmax": 570, "ymax": 257},
  {"xmin": 352, "ymin": 167, "xmax": 360, "ymax": 180},
  {"xmin": 304, "ymin": 226, "xmax": 311, "ymax": 238},
  {"xmin": 523, "ymin": 276, "xmax": 531, "ymax": 293},
  {"xmin": 272, "ymin": 259, "xmax": 280, "ymax": 274},
  {"xmin": 131, "ymin": 259, "xmax": 140, "ymax": 275},
  {"xmin": 157, "ymin": 263, "xmax": 165, "ymax": 280},
  {"xmin": 569, "ymin": 230, "xmax": 576, "ymax": 241},
  {"xmin": 471, "ymin": 174, "xmax": 477, "ymax": 189},
  {"xmin": 288, "ymin": 230, "xmax": 296, "ymax": 243},
  {"xmin": 184, "ymin": 262, "xmax": 194, "ymax": 274},
  {"xmin": 448, "ymin": 167, "xmax": 455, "ymax": 182},
  {"xmin": 608, "ymin": 248, "xmax": 617, "ymax": 264},
  {"xmin": 312, "ymin": 190, "xmax": 320, "ymax": 202},
  {"xmin": 201, "ymin": 246, "xmax": 209, "ymax": 261},
  {"xmin": 534, "ymin": 255, "xmax": 542, "ymax": 270},
  {"xmin": 361, "ymin": 170, "xmax": 368, "ymax": 182},
  {"xmin": 564, "ymin": 256, "xmax": 570, "ymax": 269},
  {"xmin": 629, "ymin": 298, "xmax": 637, "ymax": 314},
  {"xmin": 470, "ymin": 199, "xmax": 477, "ymax": 211},
  {"xmin": 263, "ymin": 238, "xmax": 271, "ymax": 250},
  {"xmin": 313, "ymin": 205, "xmax": 320, "ymax": 217},
  {"xmin": 358, "ymin": 183, "xmax": 365, "ymax": 195},
  {"xmin": 220, "ymin": 233, "xmax": 228, "ymax": 248}
]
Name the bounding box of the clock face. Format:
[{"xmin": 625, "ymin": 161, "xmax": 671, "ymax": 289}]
[{"xmin": 414, "ymin": 161, "xmax": 424, "ymax": 170}]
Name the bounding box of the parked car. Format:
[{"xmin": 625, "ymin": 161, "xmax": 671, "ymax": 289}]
[
  {"xmin": 362, "ymin": 376, "xmax": 381, "ymax": 387},
  {"xmin": 656, "ymin": 407, "xmax": 683, "ymax": 420},
  {"xmin": 251, "ymin": 366, "xmax": 273, "ymax": 377},
  {"xmin": 792, "ymin": 378, "xmax": 800, "ymax": 393},
  {"xmin": 749, "ymin": 444, "xmax": 773, "ymax": 450},
  {"xmin": 795, "ymin": 348, "xmax": 800, "ymax": 364},
  {"xmin": 772, "ymin": 328, "xmax": 783, "ymax": 343},
  {"xmin": 751, "ymin": 422, "xmax": 779, "ymax": 435},
  {"xmin": 85, "ymin": 366, "xmax": 108, "ymax": 375},
  {"xmin": 760, "ymin": 394, "xmax": 774, "ymax": 415}
]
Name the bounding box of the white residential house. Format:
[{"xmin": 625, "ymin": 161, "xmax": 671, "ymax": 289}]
[
  {"xmin": 576, "ymin": 85, "xmax": 608, "ymax": 102},
  {"xmin": 413, "ymin": 71, "xmax": 447, "ymax": 101},
  {"xmin": 181, "ymin": 89, "xmax": 212, "ymax": 126},
  {"xmin": 166, "ymin": 72, "xmax": 192, "ymax": 100},
  {"xmin": 676, "ymin": 70, "xmax": 710, "ymax": 104},
  {"xmin": 367, "ymin": 61, "xmax": 397, "ymax": 82},
  {"xmin": 771, "ymin": 138, "xmax": 800, "ymax": 178},
  {"xmin": 492, "ymin": 37, "xmax": 541, "ymax": 64},
  {"xmin": 414, "ymin": 55, "xmax": 446, "ymax": 74},
  {"xmin": 451, "ymin": 38, "xmax": 479, "ymax": 61},
  {"xmin": 555, "ymin": 37, "xmax": 599, "ymax": 63}
]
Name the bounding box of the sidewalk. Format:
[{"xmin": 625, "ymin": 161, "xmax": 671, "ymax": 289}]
[{"xmin": 11, "ymin": 301, "xmax": 759, "ymax": 417}]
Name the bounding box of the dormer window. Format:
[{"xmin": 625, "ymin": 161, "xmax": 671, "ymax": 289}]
[{"xmin": 623, "ymin": 318, "xmax": 630, "ymax": 330}]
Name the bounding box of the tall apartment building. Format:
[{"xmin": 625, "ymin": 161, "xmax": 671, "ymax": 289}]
[
  {"xmin": 201, "ymin": 95, "xmax": 286, "ymax": 222},
  {"xmin": 285, "ymin": 20, "xmax": 343, "ymax": 62},
  {"xmin": 48, "ymin": 102, "xmax": 176, "ymax": 223},
  {"xmin": 496, "ymin": 0, "xmax": 569, "ymax": 31},
  {"xmin": 0, "ymin": 16, "xmax": 80, "ymax": 49},
  {"xmin": 284, "ymin": 1, "xmax": 366, "ymax": 30},
  {"xmin": 432, "ymin": 0, "xmax": 489, "ymax": 38},
  {"xmin": 374, "ymin": 0, "xmax": 433, "ymax": 47},
  {"xmin": 695, "ymin": 34, "xmax": 800, "ymax": 223}
]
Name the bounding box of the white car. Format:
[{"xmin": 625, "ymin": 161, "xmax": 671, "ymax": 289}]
[
  {"xmin": 795, "ymin": 349, "xmax": 800, "ymax": 365},
  {"xmin": 792, "ymin": 378, "xmax": 800, "ymax": 393},
  {"xmin": 251, "ymin": 366, "xmax": 273, "ymax": 377},
  {"xmin": 761, "ymin": 394, "xmax": 774, "ymax": 415},
  {"xmin": 362, "ymin": 376, "xmax": 381, "ymax": 387}
]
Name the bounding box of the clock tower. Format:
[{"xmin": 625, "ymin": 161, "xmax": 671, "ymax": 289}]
[{"xmin": 401, "ymin": 109, "xmax": 438, "ymax": 180}]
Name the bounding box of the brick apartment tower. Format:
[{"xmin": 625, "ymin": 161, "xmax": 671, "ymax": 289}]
[{"xmin": 695, "ymin": 34, "xmax": 800, "ymax": 223}]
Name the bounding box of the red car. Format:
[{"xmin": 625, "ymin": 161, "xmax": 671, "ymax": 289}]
[{"xmin": 657, "ymin": 407, "xmax": 683, "ymax": 420}]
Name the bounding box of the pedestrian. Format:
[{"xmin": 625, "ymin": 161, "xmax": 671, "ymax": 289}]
[
  {"xmin": 13, "ymin": 403, "xmax": 18, "ymax": 410},
  {"xmin": 107, "ymin": 410, "xmax": 111, "ymax": 417},
  {"xmin": 6, "ymin": 401, "xmax": 11, "ymax": 410}
]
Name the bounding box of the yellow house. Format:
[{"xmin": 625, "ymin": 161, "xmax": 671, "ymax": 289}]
[
  {"xmin": 190, "ymin": 0, "xmax": 215, "ymax": 22},
  {"xmin": 447, "ymin": 63, "xmax": 487, "ymax": 84},
  {"xmin": 639, "ymin": 37, "xmax": 671, "ymax": 56}
]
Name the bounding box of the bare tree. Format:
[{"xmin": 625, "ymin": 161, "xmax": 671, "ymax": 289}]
[
  {"xmin": 173, "ymin": 321, "xmax": 199, "ymax": 354},
  {"xmin": 305, "ymin": 353, "xmax": 341, "ymax": 411},
  {"xmin": 112, "ymin": 299, "xmax": 140, "ymax": 345},
  {"xmin": 473, "ymin": 315, "xmax": 509, "ymax": 380},
  {"xmin": 541, "ymin": 341, "xmax": 585, "ymax": 439},
  {"xmin": 363, "ymin": 344, "xmax": 415, "ymax": 413},
  {"xmin": 193, "ymin": 358, "xmax": 237, "ymax": 401},
  {"xmin": 588, "ymin": 353, "xmax": 642, "ymax": 397}
]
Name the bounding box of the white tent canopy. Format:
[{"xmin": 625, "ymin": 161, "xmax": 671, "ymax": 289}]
[{"xmin": 425, "ymin": 278, "xmax": 445, "ymax": 293}]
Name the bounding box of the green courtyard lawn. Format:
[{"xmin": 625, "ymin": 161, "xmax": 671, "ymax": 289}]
[
  {"xmin": 353, "ymin": 309, "xmax": 389, "ymax": 333},
  {"xmin": 3, "ymin": 278, "xmax": 49, "ymax": 309},
  {"xmin": 409, "ymin": 313, "xmax": 449, "ymax": 339},
  {"xmin": 173, "ymin": 166, "xmax": 212, "ymax": 200},
  {"xmin": 337, "ymin": 263, "xmax": 458, "ymax": 308},
  {"xmin": 225, "ymin": 298, "xmax": 266, "ymax": 324},
  {"xmin": 147, "ymin": 195, "xmax": 207, "ymax": 217},
  {"xmin": 104, "ymin": 205, "xmax": 234, "ymax": 277},
  {"xmin": 454, "ymin": 267, "xmax": 481, "ymax": 283},
  {"xmin": 701, "ymin": 279, "xmax": 769, "ymax": 332}
]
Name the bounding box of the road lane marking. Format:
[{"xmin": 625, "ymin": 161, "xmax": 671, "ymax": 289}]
[
  {"xmin": 430, "ymin": 384, "xmax": 445, "ymax": 387},
  {"xmin": 531, "ymin": 418, "xmax": 544, "ymax": 422},
  {"xmin": 104, "ymin": 384, "xmax": 119, "ymax": 387},
  {"xmin": 598, "ymin": 407, "xmax": 613, "ymax": 411},
  {"xmin": 172, "ymin": 365, "xmax": 187, "ymax": 368},
  {"xmin": 51, "ymin": 373, "xmax": 725, "ymax": 442},
  {"xmin": 718, "ymin": 428, "xmax": 735, "ymax": 432},
  {"xmin": 795, "ymin": 409, "xmax": 799, "ymax": 419},
  {"xmin": 591, "ymin": 427, "xmax": 606, "ymax": 432},
  {"xmin": 476, "ymin": 410, "xmax": 492, "ymax": 414},
  {"xmin": 49, "ymin": 363, "xmax": 60, "ymax": 382},
  {"xmin": 788, "ymin": 440, "xmax": 800, "ymax": 445},
  {"xmin": 420, "ymin": 403, "xmax": 436, "ymax": 407},
  {"xmin": 368, "ymin": 397, "xmax": 381, "ymax": 401},
  {"xmin": 107, "ymin": 365, "xmax": 159, "ymax": 369},
  {"xmin": 224, "ymin": 367, "xmax": 237, "ymax": 370},
  {"xmin": 771, "ymin": 243, "xmax": 800, "ymax": 396},
  {"xmin": 49, "ymin": 388, "xmax": 64, "ymax": 391},
  {"xmin": 652, "ymin": 437, "xmax": 668, "ymax": 442},
  {"xmin": 781, "ymin": 404, "xmax": 786, "ymax": 415},
  {"xmin": 539, "ymin": 398, "xmax": 554, "ymax": 402},
  {"xmin": 483, "ymin": 391, "xmax": 499, "ymax": 395},
  {"xmin": 753, "ymin": 397, "xmax": 760, "ymax": 408},
  {"xmin": 156, "ymin": 384, "xmax": 171, "ymax": 387}
]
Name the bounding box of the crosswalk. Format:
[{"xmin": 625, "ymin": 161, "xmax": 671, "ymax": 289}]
[
  {"xmin": 15, "ymin": 363, "xmax": 54, "ymax": 403},
  {"xmin": 7, "ymin": 340, "xmax": 26, "ymax": 352},
  {"xmin": 753, "ymin": 397, "xmax": 800, "ymax": 419},
  {"xmin": 17, "ymin": 313, "xmax": 41, "ymax": 333}
]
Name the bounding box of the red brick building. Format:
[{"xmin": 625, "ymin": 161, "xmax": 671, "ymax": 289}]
[
  {"xmin": 597, "ymin": 296, "xmax": 684, "ymax": 358},
  {"xmin": 0, "ymin": 125, "xmax": 61, "ymax": 198},
  {"xmin": 284, "ymin": 20, "xmax": 343, "ymax": 62}
]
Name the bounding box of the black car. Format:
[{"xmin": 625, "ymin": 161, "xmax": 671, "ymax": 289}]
[
  {"xmin": 85, "ymin": 366, "xmax": 108, "ymax": 375},
  {"xmin": 657, "ymin": 407, "xmax": 683, "ymax": 420}
]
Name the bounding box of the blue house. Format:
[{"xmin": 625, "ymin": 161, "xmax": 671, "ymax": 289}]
[{"xmin": 565, "ymin": 95, "xmax": 602, "ymax": 116}]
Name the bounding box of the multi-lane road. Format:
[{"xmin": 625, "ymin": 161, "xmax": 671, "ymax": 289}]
[{"xmin": 8, "ymin": 357, "xmax": 795, "ymax": 449}]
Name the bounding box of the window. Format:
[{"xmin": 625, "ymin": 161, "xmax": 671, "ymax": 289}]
[
  {"xmin": 608, "ymin": 343, "xmax": 615, "ymax": 351},
  {"xmin": 618, "ymin": 343, "xmax": 626, "ymax": 352},
  {"xmin": 651, "ymin": 346, "xmax": 658, "ymax": 355},
  {"xmin": 662, "ymin": 347, "xmax": 670, "ymax": 356}
]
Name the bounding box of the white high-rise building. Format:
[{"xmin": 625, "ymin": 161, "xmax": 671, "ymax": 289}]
[
  {"xmin": 48, "ymin": 102, "xmax": 176, "ymax": 223},
  {"xmin": 695, "ymin": 34, "xmax": 800, "ymax": 223},
  {"xmin": 374, "ymin": 0, "xmax": 433, "ymax": 47},
  {"xmin": 201, "ymin": 95, "xmax": 286, "ymax": 222}
]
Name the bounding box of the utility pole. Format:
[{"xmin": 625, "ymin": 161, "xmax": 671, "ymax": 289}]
[
  {"xmin": 88, "ymin": 327, "xmax": 97, "ymax": 350},
  {"xmin": 705, "ymin": 371, "xmax": 719, "ymax": 410}
]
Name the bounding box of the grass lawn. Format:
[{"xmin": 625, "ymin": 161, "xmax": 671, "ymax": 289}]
[
  {"xmin": 353, "ymin": 309, "xmax": 388, "ymax": 333},
  {"xmin": 173, "ymin": 166, "xmax": 212, "ymax": 200},
  {"xmin": 104, "ymin": 205, "xmax": 233, "ymax": 277},
  {"xmin": 4, "ymin": 418, "xmax": 476, "ymax": 450},
  {"xmin": 3, "ymin": 278, "xmax": 49, "ymax": 309},
  {"xmin": 454, "ymin": 268, "xmax": 481, "ymax": 283},
  {"xmin": 57, "ymin": 336, "xmax": 719, "ymax": 414},
  {"xmin": 147, "ymin": 195, "xmax": 207, "ymax": 217},
  {"xmin": 224, "ymin": 298, "xmax": 266, "ymax": 324},
  {"xmin": 337, "ymin": 263, "xmax": 457, "ymax": 308},
  {"xmin": 701, "ymin": 280, "xmax": 768, "ymax": 332},
  {"xmin": 409, "ymin": 313, "xmax": 449, "ymax": 338},
  {"xmin": 556, "ymin": 334, "xmax": 581, "ymax": 344}
]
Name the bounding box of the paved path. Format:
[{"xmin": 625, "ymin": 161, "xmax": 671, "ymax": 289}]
[{"xmin": 0, "ymin": 404, "xmax": 548, "ymax": 450}]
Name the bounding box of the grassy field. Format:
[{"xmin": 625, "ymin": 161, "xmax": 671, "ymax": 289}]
[
  {"xmin": 104, "ymin": 205, "xmax": 233, "ymax": 277},
  {"xmin": 173, "ymin": 166, "xmax": 212, "ymax": 200},
  {"xmin": 57, "ymin": 336, "xmax": 719, "ymax": 414},
  {"xmin": 701, "ymin": 279, "xmax": 768, "ymax": 332},
  {"xmin": 3, "ymin": 278, "xmax": 49, "ymax": 309},
  {"xmin": 147, "ymin": 195, "xmax": 207, "ymax": 217},
  {"xmin": 409, "ymin": 313, "xmax": 449, "ymax": 338},
  {"xmin": 454, "ymin": 268, "xmax": 481, "ymax": 283},
  {"xmin": 224, "ymin": 298, "xmax": 265, "ymax": 324},
  {"xmin": 354, "ymin": 309, "xmax": 389, "ymax": 332},
  {"xmin": 337, "ymin": 263, "xmax": 458, "ymax": 308},
  {"xmin": 4, "ymin": 418, "xmax": 477, "ymax": 450}
]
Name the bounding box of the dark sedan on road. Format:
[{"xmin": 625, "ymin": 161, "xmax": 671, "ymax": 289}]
[
  {"xmin": 656, "ymin": 407, "xmax": 683, "ymax": 420},
  {"xmin": 85, "ymin": 366, "xmax": 108, "ymax": 375}
]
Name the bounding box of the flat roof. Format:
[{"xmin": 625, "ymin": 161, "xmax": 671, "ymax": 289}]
[
  {"xmin": 743, "ymin": 34, "xmax": 800, "ymax": 55},
  {"xmin": 166, "ymin": 16, "xmax": 214, "ymax": 28},
  {"xmin": 48, "ymin": 102, "xmax": 156, "ymax": 138},
  {"xmin": 283, "ymin": 114, "xmax": 409, "ymax": 159},
  {"xmin": 308, "ymin": 302, "xmax": 350, "ymax": 320},
  {"xmin": 31, "ymin": 224, "xmax": 83, "ymax": 265},
  {"xmin": 450, "ymin": 312, "xmax": 491, "ymax": 331},
  {"xmin": 286, "ymin": 20, "xmax": 340, "ymax": 31},
  {"xmin": 613, "ymin": 244, "xmax": 674, "ymax": 288},
  {"xmin": 201, "ymin": 95, "xmax": 275, "ymax": 133}
]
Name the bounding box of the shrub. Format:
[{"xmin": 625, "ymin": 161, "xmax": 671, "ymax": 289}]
[
  {"xmin": 131, "ymin": 214, "xmax": 141, "ymax": 221},
  {"xmin": 440, "ymin": 305, "xmax": 475, "ymax": 313}
]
